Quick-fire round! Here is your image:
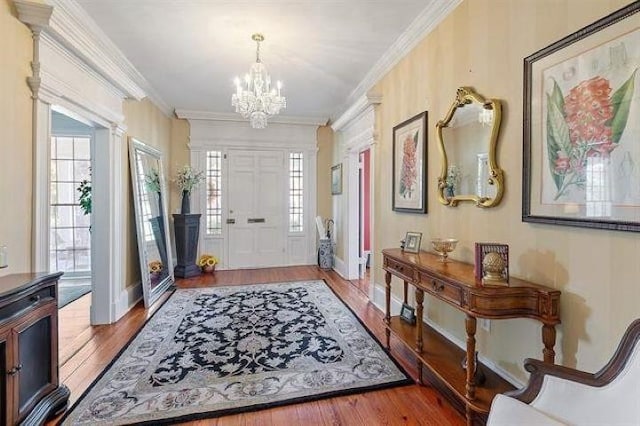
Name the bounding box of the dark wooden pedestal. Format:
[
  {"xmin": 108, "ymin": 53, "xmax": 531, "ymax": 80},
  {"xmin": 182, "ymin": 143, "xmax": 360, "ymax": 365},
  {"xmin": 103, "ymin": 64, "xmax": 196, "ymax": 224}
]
[
  {"xmin": 0, "ymin": 272, "xmax": 70, "ymax": 425},
  {"xmin": 173, "ymin": 213, "xmax": 201, "ymax": 278}
]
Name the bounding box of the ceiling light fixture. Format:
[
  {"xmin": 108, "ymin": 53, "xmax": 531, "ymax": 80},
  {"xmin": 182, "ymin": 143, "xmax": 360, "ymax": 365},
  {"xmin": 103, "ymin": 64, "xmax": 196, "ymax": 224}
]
[{"xmin": 231, "ymin": 33, "xmax": 286, "ymax": 129}]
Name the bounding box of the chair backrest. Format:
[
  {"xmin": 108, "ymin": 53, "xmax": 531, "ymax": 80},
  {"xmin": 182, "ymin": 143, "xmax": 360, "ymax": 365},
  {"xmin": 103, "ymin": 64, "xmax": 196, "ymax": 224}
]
[{"xmin": 530, "ymin": 323, "xmax": 640, "ymax": 425}]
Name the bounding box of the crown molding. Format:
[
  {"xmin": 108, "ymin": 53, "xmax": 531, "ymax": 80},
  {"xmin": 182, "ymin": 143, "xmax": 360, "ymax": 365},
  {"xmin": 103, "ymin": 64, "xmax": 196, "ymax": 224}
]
[
  {"xmin": 16, "ymin": 0, "xmax": 172, "ymax": 116},
  {"xmin": 331, "ymin": 92, "xmax": 382, "ymax": 132},
  {"xmin": 174, "ymin": 110, "xmax": 328, "ymax": 127},
  {"xmin": 331, "ymin": 0, "xmax": 461, "ymax": 121},
  {"xmin": 14, "ymin": 0, "xmax": 52, "ymax": 29}
]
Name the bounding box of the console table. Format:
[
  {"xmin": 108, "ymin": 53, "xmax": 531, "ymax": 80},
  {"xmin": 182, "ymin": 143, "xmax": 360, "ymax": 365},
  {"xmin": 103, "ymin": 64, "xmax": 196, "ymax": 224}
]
[
  {"xmin": 382, "ymin": 248, "xmax": 560, "ymax": 425},
  {"xmin": 0, "ymin": 272, "xmax": 70, "ymax": 425}
]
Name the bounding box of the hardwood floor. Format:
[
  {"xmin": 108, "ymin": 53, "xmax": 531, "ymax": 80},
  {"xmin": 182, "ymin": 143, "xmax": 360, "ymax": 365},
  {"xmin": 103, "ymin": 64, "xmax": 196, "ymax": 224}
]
[{"xmin": 51, "ymin": 266, "xmax": 464, "ymax": 425}]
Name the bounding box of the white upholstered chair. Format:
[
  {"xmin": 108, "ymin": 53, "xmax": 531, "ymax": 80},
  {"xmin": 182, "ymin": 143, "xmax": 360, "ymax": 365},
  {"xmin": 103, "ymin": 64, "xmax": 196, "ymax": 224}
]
[{"xmin": 488, "ymin": 319, "xmax": 640, "ymax": 425}]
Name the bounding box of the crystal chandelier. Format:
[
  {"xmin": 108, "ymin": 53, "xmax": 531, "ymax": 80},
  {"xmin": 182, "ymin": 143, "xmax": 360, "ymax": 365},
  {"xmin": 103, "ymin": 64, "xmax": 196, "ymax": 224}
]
[{"xmin": 231, "ymin": 33, "xmax": 286, "ymax": 129}]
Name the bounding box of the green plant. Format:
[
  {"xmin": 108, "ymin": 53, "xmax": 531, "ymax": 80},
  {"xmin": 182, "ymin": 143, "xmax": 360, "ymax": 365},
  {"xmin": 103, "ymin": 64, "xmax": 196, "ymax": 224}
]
[
  {"xmin": 144, "ymin": 168, "xmax": 161, "ymax": 193},
  {"xmin": 77, "ymin": 177, "xmax": 91, "ymax": 215}
]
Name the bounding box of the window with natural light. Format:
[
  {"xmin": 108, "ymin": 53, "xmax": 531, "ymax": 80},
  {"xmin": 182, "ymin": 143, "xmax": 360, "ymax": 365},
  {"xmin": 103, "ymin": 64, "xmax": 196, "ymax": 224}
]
[
  {"xmin": 289, "ymin": 152, "xmax": 304, "ymax": 232},
  {"xmin": 49, "ymin": 136, "xmax": 91, "ymax": 274},
  {"xmin": 206, "ymin": 151, "xmax": 223, "ymax": 235}
]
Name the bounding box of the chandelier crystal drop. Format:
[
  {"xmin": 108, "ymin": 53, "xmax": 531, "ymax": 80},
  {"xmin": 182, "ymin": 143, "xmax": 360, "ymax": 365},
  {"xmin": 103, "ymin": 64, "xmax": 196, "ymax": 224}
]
[{"xmin": 231, "ymin": 33, "xmax": 286, "ymax": 129}]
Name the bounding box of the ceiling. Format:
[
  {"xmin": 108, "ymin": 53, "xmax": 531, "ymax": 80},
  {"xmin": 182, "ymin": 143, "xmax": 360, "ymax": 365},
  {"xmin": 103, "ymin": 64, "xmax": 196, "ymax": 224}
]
[{"xmin": 74, "ymin": 0, "xmax": 452, "ymax": 122}]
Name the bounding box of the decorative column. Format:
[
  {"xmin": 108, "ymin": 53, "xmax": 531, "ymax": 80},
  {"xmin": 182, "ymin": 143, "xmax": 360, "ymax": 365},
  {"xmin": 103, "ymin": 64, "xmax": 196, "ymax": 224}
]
[{"xmin": 173, "ymin": 214, "xmax": 201, "ymax": 278}]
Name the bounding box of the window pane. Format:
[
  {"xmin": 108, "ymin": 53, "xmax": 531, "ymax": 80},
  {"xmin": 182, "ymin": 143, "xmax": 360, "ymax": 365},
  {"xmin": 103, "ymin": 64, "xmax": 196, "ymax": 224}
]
[
  {"xmin": 55, "ymin": 205, "xmax": 74, "ymax": 228},
  {"xmin": 289, "ymin": 152, "xmax": 304, "ymax": 232},
  {"xmin": 57, "ymin": 160, "xmax": 74, "ymax": 182},
  {"xmin": 74, "ymin": 137, "xmax": 91, "ymax": 160},
  {"xmin": 56, "ymin": 137, "xmax": 74, "ymax": 159},
  {"xmin": 206, "ymin": 151, "xmax": 222, "ymax": 235},
  {"xmin": 74, "ymin": 160, "xmax": 91, "ymax": 182},
  {"xmin": 50, "ymin": 135, "xmax": 92, "ymax": 275},
  {"xmin": 57, "ymin": 182, "xmax": 76, "ymax": 204}
]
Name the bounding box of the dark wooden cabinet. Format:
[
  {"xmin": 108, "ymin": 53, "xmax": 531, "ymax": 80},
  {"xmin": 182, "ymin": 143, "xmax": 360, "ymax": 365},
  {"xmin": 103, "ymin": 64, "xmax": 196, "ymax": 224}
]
[
  {"xmin": 0, "ymin": 272, "xmax": 69, "ymax": 425},
  {"xmin": 382, "ymin": 248, "xmax": 561, "ymax": 425}
]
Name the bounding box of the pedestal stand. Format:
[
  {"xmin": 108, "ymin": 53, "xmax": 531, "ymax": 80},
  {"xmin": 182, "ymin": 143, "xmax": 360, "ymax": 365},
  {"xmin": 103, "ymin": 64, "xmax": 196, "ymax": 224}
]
[{"xmin": 173, "ymin": 213, "xmax": 201, "ymax": 278}]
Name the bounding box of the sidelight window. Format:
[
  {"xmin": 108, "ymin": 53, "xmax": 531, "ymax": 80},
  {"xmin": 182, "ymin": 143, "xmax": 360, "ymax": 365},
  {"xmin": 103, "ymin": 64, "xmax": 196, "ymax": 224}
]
[
  {"xmin": 206, "ymin": 151, "xmax": 223, "ymax": 235},
  {"xmin": 289, "ymin": 152, "xmax": 304, "ymax": 232}
]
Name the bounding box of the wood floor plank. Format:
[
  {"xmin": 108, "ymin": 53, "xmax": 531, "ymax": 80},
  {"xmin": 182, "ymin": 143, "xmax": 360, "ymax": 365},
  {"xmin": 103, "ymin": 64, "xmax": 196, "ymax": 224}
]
[{"xmin": 49, "ymin": 266, "xmax": 464, "ymax": 426}]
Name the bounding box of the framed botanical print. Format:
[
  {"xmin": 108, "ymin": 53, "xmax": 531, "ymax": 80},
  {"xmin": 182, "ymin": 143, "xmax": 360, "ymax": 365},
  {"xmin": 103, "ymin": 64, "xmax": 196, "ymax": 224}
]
[
  {"xmin": 392, "ymin": 111, "xmax": 428, "ymax": 213},
  {"xmin": 523, "ymin": 2, "xmax": 640, "ymax": 232}
]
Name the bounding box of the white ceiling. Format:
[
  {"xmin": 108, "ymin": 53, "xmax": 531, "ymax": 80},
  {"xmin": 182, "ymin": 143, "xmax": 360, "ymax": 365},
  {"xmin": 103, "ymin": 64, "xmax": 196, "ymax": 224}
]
[{"xmin": 74, "ymin": 0, "xmax": 456, "ymax": 122}]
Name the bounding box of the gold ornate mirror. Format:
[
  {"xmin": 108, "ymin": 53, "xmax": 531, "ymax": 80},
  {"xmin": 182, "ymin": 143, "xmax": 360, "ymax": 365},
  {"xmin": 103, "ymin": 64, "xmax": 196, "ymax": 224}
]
[{"xmin": 436, "ymin": 87, "xmax": 503, "ymax": 207}]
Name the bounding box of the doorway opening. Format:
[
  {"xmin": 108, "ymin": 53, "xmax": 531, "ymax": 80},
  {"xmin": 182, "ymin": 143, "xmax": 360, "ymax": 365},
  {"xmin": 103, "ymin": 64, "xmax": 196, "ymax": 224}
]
[
  {"xmin": 50, "ymin": 109, "xmax": 95, "ymax": 364},
  {"xmin": 351, "ymin": 148, "xmax": 371, "ymax": 296}
]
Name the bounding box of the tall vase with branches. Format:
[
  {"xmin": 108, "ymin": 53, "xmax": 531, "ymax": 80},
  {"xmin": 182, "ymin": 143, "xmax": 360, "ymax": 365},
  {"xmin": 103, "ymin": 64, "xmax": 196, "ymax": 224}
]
[{"xmin": 173, "ymin": 165, "xmax": 205, "ymax": 214}]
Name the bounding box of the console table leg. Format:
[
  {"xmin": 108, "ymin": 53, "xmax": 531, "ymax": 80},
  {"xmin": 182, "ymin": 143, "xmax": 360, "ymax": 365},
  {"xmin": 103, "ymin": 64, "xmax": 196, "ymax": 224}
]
[
  {"xmin": 465, "ymin": 315, "xmax": 477, "ymax": 402},
  {"xmin": 415, "ymin": 288, "xmax": 424, "ymax": 352},
  {"xmin": 417, "ymin": 359, "xmax": 423, "ymax": 385},
  {"xmin": 403, "ymin": 281, "xmax": 408, "ymax": 304},
  {"xmin": 542, "ymin": 324, "xmax": 557, "ymax": 364},
  {"xmin": 465, "ymin": 406, "xmax": 473, "ymax": 426},
  {"xmin": 384, "ymin": 271, "xmax": 392, "ymax": 349}
]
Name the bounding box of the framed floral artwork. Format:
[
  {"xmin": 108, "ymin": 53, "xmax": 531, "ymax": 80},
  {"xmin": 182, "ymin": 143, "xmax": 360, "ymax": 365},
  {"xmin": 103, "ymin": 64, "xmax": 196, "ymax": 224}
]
[
  {"xmin": 392, "ymin": 111, "xmax": 428, "ymax": 213},
  {"xmin": 523, "ymin": 2, "xmax": 640, "ymax": 232}
]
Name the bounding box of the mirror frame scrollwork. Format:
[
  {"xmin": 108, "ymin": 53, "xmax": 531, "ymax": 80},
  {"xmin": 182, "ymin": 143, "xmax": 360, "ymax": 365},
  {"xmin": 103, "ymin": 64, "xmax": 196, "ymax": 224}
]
[
  {"xmin": 436, "ymin": 87, "xmax": 504, "ymax": 208},
  {"xmin": 129, "ymin": 137, "xmax": 174, "ymax": 307}
]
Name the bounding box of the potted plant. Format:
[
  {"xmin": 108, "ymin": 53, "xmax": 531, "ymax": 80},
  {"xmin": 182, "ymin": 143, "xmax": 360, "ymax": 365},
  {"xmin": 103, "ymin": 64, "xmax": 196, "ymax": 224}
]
[
  {"xmin": 173, "ymin": 165, "xmax": 205, "ymax": 214},
  {"xmin": 197, "ymin": 254, "xmax": 218, "ymax": 273}
]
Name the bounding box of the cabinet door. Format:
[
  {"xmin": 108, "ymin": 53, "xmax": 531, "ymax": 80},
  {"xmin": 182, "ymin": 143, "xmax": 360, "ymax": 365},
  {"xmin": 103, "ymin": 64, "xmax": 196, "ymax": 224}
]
[
  {"xmin": 13, "ymin": 302, "xmax": 57, "ymax": 423},
  {"xmin": 0, "ymin": 328, "xmax": 12, "ymax": 425}
]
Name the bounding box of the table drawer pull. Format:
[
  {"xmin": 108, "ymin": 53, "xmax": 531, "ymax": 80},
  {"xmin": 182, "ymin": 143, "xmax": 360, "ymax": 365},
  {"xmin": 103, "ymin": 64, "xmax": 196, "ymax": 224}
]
[{"xmin": 432, "ymin": 280, "xmax": 445, "ymax": 292}]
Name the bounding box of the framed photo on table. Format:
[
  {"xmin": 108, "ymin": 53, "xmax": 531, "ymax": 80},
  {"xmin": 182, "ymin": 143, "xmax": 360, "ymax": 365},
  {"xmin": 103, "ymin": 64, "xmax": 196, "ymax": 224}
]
[
  {"xmin": 392, "ymin": 111, "xmax": 428, "ymax": 213},
  {"xmin": 403, "ymin": 231, "xmax": 422, "ymax": 253},
  {"xmin": 522, "ymin": 3, "xmax": 640, "ymax": 233}
]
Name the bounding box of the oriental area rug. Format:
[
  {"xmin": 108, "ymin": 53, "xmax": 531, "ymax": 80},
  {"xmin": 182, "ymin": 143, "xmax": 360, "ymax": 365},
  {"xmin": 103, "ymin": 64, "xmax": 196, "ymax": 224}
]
[{"xmin": 60, "ymin": 280, "xmax": 411, "ymax": 425}]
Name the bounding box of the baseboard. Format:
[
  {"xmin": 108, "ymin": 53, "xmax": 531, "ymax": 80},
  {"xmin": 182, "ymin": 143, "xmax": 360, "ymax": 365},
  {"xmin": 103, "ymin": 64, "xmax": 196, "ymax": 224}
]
[
  {"xmin": 115, "ymin": 281, "xmax": 143, "ymax": 319},
  {"xmin": 371, "ymin": 281, "xmax": 524, "ymax": 388},
  {"xmin": 333, "ymin": 256, "xmax": 347, "ymax": 279}
]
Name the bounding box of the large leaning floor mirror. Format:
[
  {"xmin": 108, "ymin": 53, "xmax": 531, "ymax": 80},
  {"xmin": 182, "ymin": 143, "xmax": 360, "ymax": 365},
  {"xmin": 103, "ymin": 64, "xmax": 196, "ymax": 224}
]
[{"xmin": 129, "ymin": 138, "xmax": 174, "ymax": 307}]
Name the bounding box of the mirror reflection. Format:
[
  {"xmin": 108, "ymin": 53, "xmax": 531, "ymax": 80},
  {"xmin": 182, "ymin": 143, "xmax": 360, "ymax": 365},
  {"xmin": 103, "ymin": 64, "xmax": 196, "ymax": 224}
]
[
  {"xmin": 436, "ymin": 87, "xmax": 504, "ymax": 207},
  {"xmin": 129, "ymin": 138, "xmax": 173, "ymax": 307}
]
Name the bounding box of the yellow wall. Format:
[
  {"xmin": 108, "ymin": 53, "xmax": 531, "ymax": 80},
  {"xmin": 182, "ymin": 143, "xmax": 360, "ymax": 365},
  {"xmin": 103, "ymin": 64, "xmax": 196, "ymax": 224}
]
[
  {"xmin": 0, "ymin": 0, "xmax": 35, "ymax": 276},
  {"xmin": 316, "ymin": 126, "xmax": 334, "ymax": 225},
  {"xmin": 369, "ymin": 0, "xmax": 639, "ymax": 380},
  {"xmin": 122, "ymin": 98, "xmax": 172, "ymax": 287},
  {"xmin": 169, "ymin": 117, "xmax": 191, "ymax": 214}
]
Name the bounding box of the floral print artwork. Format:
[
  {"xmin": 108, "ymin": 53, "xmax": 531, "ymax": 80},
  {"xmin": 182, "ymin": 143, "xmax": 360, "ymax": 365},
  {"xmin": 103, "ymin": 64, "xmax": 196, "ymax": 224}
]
[
  {"xmin": 546, "ymin": 71, "xmax": 636, "ymax": 200},
  {"xmin": 399, "ymin": 131, "xmax": 418, "ymax": 198},
  {"xmin": 542, "ymin": 34, "xmax": 640, "ymax": 206}
]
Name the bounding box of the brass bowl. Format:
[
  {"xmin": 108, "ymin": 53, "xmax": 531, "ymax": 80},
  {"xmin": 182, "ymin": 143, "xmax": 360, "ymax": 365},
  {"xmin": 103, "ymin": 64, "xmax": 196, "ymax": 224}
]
[{"xmin": 431, "ymin": 238, "xmax": 458, "ymax": 262}]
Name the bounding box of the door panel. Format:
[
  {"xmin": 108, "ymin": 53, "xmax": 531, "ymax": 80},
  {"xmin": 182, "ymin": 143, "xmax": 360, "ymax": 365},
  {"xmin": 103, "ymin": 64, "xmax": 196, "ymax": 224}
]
[{"xmin": 228, "ymin": 150, "xmax": 285, "ymax": 268}]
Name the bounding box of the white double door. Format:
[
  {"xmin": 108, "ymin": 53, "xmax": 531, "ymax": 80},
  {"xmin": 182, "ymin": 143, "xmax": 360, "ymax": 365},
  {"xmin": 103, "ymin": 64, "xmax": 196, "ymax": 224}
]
[{"xmin": 227, "ymin": 149, "xmax": 286, "ymax": 268}]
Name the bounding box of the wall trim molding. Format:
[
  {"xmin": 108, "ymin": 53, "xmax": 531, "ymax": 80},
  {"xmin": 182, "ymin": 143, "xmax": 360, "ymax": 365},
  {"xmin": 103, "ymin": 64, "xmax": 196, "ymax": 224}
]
[
  {"xmin": 331, "ymin": 93, "xmax": 382, "ymax": 132},
  {"xmin": 175, "ymin": 110, "xmax": 327, "ymax": 127},
  {"xmin": 16, "ymin": 0, "xmax": 172, "ymax": 116},
  {"xmin": 333, "ymin": 256, "xmax": 347, "ymax": 279},
  {"xmin": 116, "ymin": 282, "xmax": 143, "ymax": 318},
  {"xmin": 332, "ymin": 0, "xmax": 461, "ymax": 122}
]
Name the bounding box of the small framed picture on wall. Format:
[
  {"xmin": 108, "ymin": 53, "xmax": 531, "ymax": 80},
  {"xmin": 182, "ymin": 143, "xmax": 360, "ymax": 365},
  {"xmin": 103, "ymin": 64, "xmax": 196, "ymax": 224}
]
[{"xmin": 331, "ymin": 163, "xmax": 342, "ymax": 195}]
